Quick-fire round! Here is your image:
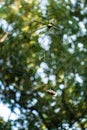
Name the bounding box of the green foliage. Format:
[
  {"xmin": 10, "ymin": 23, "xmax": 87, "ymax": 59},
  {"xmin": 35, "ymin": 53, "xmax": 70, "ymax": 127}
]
[
  {"xmin": 0, "ymin": 0, "xmax": 87, "ymax": 129},
  {"xmin": 0, "ymin": 117, "xmax": 11, "ymax": 130}
]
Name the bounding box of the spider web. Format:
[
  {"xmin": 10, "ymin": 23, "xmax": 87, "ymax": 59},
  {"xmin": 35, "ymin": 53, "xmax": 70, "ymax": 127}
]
[{"xmin": 0, "ymin": 18, "xmax": 58, "ymax": 88}]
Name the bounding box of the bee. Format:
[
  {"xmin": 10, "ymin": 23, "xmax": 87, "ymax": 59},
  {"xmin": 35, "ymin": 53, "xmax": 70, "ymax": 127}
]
[{"xmin": 46, "ymin": 89, "xmax": 56, "ymax": 96}]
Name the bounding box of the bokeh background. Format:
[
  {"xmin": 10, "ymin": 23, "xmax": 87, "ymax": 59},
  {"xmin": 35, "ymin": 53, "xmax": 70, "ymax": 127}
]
[{"xmin": 0, "ymin": 0, "xmax": 87, "ymax": 129}]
